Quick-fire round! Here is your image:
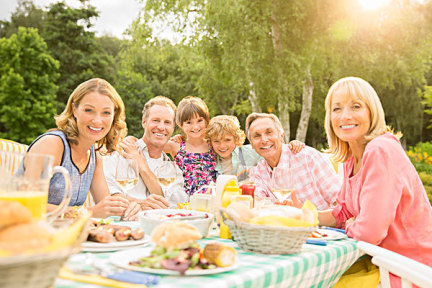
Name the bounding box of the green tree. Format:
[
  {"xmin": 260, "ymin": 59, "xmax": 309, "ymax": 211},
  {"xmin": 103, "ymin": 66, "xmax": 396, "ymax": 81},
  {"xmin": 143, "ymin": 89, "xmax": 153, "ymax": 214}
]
[
  {"xmin": 0, "ymin": 27, "xmax": 59, "ymax": 144},
  {"xmin": 115, "ymin": 40, "xmax": 202, "ymax": 136},
  {"xmin": 42, "ymin": 1, "xmax": 115, "ymax": 112},
  {"xmin": 0, "ymin": 0, "xmax": 45, "ymax": 38}
]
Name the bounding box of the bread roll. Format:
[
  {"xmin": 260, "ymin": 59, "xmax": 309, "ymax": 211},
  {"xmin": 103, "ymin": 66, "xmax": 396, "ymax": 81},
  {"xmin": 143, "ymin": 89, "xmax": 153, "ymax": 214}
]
[
  {"xmin": 0, "ymin": 222, "xmax": 51, "ymax": 254},
  {"xmin": 226, "ymin": 202, "xmax": 255, "ymax": 223},
  {"xmin": 151, "ymin": 221, "xmax": 202, "ymax": 250},
  {"xmin": 0, "ymin": 200, "xmax": 32, "ymax": 229}
]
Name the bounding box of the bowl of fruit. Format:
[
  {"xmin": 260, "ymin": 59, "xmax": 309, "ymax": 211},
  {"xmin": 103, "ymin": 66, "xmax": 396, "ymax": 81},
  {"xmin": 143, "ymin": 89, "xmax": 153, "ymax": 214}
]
[{"xmin": 138, "ymin": 209, "xmax": 213, "ymax": 238}]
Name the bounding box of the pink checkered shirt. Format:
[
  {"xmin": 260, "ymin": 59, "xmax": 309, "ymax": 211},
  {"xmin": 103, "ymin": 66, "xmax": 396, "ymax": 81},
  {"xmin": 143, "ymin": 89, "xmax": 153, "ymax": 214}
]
[{"xmin": 249, "ymin": 144, "xmax": 341, "ymax": 210}]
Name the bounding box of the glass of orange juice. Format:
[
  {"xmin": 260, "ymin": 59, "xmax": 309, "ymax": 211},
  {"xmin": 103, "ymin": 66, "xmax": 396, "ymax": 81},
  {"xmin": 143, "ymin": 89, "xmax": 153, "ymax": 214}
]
[{"xmin": 0, "ymin": 151, "xmax": 72, "ymax": 222}]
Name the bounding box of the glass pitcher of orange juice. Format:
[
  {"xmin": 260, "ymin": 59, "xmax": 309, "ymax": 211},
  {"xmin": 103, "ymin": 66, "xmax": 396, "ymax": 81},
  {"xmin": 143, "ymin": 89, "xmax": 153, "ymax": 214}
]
[{"xmin": 0, "ymin": 151, "xmax": 72, "ymax": 222}]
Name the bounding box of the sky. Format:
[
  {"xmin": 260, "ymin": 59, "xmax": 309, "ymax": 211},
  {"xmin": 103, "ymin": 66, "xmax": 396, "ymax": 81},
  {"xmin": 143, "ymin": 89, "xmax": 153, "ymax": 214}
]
[{"xmin": 0, "ymin": 0, "xmax": 142, "ymax": 39}]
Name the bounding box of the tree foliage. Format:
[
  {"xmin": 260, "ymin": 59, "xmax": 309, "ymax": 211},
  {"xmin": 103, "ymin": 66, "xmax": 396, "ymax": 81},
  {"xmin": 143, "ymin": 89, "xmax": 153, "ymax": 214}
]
[{"xmin": 0, "ymin": 27, "xmax": 59, "ymax": 144}]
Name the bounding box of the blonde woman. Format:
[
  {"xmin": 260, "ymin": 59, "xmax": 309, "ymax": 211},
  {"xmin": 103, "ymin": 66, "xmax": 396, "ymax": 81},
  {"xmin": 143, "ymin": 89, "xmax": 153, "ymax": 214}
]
[
  {"xmin": 22, "ymin": 78, "xmax": 140, "ymax": 220},
  {"xmin": 290, "ymin": 76, "xmax": 432, "ymax": 287}
]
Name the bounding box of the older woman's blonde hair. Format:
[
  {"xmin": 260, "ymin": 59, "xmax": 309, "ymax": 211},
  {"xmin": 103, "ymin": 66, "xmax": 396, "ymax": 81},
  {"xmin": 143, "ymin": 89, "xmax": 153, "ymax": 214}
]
[
  {"xmin": 325, "ymin": 76, "xmax": 400, "ymax": 162},
  {"xmin": 245, "ymin": 113, "xmax": 284, "ymax": 142},
  {"xmin": 54, "ymin": 78, "xmax": 127, "ymax": 154},
  {"xmin": 176, "ymin": 96, "xmax": 210, "ymax": 127},
  {"xmin": 205, "ymin": 115, "xmax": 246, "ymax": 146}
]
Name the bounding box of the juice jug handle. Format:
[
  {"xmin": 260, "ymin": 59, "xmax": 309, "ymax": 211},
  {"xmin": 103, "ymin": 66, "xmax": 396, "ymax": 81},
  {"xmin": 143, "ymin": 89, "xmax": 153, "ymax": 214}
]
[{"xmin": 46, "ymin": 166, "xmax": 72, "ymax": 222}]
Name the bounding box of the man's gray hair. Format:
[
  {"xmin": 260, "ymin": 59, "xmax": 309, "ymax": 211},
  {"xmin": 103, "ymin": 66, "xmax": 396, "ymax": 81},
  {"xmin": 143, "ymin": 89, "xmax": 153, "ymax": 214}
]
[{"xmin": 245, "ymin": 112, "xmax": 284, "ymax": 141}]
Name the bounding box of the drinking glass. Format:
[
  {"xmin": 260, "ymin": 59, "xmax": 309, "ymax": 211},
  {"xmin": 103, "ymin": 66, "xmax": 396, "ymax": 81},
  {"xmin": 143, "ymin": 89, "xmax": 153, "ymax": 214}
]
[
  {"xmin": 270, "ymin": 167, "xmax": 294, "ymax": 203},
  {"xmin": 237, "ymin": 165, "xmax": 255, "ymax": 185},
  {"xmin": 155, "ymin": 160, "xmax": 178, "ymax": 189},
  {"xmin": 115, "ymin": 156, "xmax": 139, "ymax": 193},
  {"xmin": 0, "ymin": 151, "xmax": 72, "ymax": 222}
]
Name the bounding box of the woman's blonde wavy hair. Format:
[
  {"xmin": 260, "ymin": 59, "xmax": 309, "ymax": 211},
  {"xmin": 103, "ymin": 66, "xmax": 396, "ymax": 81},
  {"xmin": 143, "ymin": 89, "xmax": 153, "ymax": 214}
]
[
  {"xmin": 54, "ymin": 78, "xmax": 127, "ymax": 154},
  {"xmin": 325, "ymin": 76, "xmax": 401, "ymax": 162},
  {"xmin": 205, "ymin": 115, "xmax": 246, "ymax": 146}
]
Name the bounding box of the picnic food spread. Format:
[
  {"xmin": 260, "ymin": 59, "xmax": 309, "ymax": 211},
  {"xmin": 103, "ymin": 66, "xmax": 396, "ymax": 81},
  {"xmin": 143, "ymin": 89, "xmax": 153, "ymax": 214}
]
[
  {"xmin": 87, "ymin": 219, "xmax": 145, "ymax": 243},
  {"xmin": 129, "ymin": 221, "xmax": 236, "ymax": 274},
  {"xmin": 226, "ymin": 200, "xmax": 318, "ymax": 227},
  {"xmin": 0, "ymin": 200, "xmax": 89, "ymax": 256}
]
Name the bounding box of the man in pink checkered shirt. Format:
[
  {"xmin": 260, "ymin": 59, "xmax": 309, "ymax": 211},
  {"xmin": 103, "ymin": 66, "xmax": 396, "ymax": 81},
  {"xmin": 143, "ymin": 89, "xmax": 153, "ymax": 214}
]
[{"xmin": 246, "ymin": 113, "xmax": 341, "ymax": 210}]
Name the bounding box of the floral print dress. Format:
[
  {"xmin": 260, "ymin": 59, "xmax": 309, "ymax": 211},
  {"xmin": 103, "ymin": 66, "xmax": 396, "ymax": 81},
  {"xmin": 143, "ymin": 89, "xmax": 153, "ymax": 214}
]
[{"xmin": 174, "ymin": 141, "xmax": 217, "ymax": 196}]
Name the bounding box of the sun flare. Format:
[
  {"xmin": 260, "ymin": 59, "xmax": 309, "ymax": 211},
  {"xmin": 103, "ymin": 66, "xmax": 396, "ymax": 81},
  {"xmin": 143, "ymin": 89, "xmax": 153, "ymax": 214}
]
[{"xmin": 359, "ymin": 0, "xmax": 391, "ymax": 10}]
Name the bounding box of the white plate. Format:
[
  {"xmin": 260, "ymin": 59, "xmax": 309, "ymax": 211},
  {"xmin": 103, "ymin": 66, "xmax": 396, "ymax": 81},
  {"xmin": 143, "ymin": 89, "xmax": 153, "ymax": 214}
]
[
  {"xmin": 109, "ymin": 247, "xmax": 238, "ymax": 276},
  {"xmin": 308, "ymin": 228, "xmax": 347, "ymax": 241},
  {"xmin": 82, "ymin": 235, "xmax": 151, "ymax": 252}
]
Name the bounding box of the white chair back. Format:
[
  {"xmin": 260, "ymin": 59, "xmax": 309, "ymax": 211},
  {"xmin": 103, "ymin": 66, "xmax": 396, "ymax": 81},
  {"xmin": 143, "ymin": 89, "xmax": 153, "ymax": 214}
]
[{"xmin": 358, "ymin": 241, "xmax": 432, "ymax": 288}]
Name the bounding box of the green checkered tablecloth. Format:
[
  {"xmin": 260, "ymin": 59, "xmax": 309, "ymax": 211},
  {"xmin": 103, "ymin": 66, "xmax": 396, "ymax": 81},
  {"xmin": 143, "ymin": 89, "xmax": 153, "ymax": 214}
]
[{"xmin": 55, "ymin": 236, "xmax": 363, "ymax": 288}]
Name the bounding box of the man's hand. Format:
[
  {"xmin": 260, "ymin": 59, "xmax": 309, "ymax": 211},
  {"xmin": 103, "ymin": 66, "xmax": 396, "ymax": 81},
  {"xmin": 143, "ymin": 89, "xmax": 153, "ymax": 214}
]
[
  {"xmin": 139, "ymin": 194, "xmax": 170, "ymax": 210},
  {"xmin": 277, "ymin": 191, "xmax": 303, "ymax": 209},
  {"xmin": 122, "ymin": 200, "xmax": 141, "ymax": 221}
]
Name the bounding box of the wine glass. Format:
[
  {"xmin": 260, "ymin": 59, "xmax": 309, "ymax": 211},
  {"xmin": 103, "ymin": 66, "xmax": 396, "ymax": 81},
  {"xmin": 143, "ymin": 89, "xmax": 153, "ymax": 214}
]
[
  {"xmin": 155, "ymin": 160, "xmax": 178, "ymax": 189},
  {"xmin": 270, "ymin": 167, "xmax": 294, "ymax": 203},
  {"xmin": 115, "ymin": 156, "xmax": 139, "ymax": 193},
  {"xmin": 237, "ymin": 165, "xmax": 255, "ymax": 185}
]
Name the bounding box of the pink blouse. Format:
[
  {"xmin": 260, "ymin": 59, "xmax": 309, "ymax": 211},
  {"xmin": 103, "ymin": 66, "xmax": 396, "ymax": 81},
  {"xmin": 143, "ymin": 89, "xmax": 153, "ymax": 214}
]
[{"xmin": 332, "ymin": 133, "xmax": 432, "ymax": 287}]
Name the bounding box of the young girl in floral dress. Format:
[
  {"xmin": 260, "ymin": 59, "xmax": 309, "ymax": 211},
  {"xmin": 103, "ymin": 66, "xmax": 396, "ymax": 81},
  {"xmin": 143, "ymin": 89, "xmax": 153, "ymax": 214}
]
[{"xmin": 164, "ymin": 96, "xmax": 217, "ymax": 197}]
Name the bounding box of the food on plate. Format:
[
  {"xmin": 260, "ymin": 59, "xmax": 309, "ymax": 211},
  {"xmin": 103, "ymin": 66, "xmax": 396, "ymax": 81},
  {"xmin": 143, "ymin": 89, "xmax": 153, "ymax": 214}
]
[
  {"xmin": 145, "ymin": 211, "xmax": 209, "ymax": 220},
  {"xmin": 151, "ymin": 221, "xmax": 202, "ymax": 250},
  {"xmin": 129, "ymin": 221, "xmax": 236, "ymax": 274},
  {"xmin": 87, "ymin": 219, "xmax": 144, "ymax": 243},
  {"xmin": 0, "ymin": 200, "xmax": 32, "ymax": 228},
  {"xmin": 203, "ymin": 242, "xmax": 236, "ymax": 267},
  {"xmin": 310, "ymin": 231, "xmax": 328, "ymax": 238}
]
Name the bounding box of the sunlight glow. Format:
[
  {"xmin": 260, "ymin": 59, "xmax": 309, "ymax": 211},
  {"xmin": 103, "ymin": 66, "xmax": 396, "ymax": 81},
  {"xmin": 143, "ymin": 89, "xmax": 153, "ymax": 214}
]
[{"xmin": 359, "ymin": 0, "xmax": 391, "ymax": 10}]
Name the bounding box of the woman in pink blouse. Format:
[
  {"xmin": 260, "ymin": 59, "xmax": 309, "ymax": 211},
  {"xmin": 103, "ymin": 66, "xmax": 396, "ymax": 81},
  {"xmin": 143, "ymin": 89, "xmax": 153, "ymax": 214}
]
[{"xmin": 291, "ymin": 76, "xmax": 432, "ymax": 287}]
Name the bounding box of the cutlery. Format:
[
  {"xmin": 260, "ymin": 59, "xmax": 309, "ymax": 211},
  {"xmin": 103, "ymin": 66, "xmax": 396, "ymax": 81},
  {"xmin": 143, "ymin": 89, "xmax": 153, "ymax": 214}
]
[
  {"xmin": 320, "ymin": 226, "xmax": 346, "ymax": 234},
  {"xmin": 305, "ymin": 239, "xmax": 327, "ymax": 246},
  {"xmin": 68, "ymin": 266, "xmax": 159, "ymax": 285}
]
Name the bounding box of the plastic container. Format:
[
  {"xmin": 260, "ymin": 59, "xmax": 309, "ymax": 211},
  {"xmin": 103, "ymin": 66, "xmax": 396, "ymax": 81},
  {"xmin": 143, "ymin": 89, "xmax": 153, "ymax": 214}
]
[
  {"xmin": 190, "ymin": 193, "xmax": 216, "ymax": 213},
  {"xmin": 220, "ymin": 180, "xmax": 241, "ymax": 239},
  {"xmin": 240, "ymin": 183, "xmax": 255, "ymax": 207},
  {"xmin": 231, "ymin": 195, "xmax": 253, "ymax": 208}
]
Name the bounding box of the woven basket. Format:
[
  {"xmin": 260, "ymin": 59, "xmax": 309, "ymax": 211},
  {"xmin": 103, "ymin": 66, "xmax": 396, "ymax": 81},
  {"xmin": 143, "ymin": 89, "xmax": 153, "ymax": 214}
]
[
  {"xmin": 0, "ymin": 214, "xmax": 90, "ymax": 288},
  {"xmin": 220, "ymin": 208, "xmax": 317, "ymax": 254}
]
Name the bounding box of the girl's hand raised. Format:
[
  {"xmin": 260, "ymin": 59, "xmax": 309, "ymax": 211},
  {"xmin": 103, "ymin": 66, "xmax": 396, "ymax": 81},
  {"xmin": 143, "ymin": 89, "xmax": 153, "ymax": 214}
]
[
  {"xmin": 288, "ymin": 140, "xmax": 305, "ymax": 154},
  {"xmin": 170, "ymin": 134, "xmax": 184, "ymax": 143}
]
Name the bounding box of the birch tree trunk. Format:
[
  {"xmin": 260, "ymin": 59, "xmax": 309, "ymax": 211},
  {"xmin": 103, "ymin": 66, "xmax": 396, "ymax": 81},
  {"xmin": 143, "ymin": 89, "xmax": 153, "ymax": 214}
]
[
  {"xmin": 249, "ymin": 82, "xmax": 262, "ymax": 113},
  {"xmin": 296, "ymin": 66, "xmax": 313, "ymax": 142},
  {"xmin": 271, "ymin": 2, "xmax": 290, "ymax": 142}
]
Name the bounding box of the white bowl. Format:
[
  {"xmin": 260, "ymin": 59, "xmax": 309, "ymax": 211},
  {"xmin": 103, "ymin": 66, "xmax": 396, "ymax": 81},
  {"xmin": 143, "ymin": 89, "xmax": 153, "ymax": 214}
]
[{"xmin": 138, "ymin": 209, "xmax": 214, "ymax": 238}]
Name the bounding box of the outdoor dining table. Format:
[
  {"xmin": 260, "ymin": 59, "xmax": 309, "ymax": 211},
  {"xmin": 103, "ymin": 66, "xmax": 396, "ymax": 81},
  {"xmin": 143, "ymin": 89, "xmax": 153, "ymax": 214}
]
[{"xmin": 54, "ymin": 227, "xmax": 364, "ymax": 288}]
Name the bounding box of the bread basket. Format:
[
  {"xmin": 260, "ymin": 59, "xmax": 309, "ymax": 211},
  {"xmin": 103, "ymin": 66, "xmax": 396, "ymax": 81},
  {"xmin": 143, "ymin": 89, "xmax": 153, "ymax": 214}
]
[
  {"xmin": 0, "ymin": 212, "xmax": 91, "ymax": 288},
  {"xmin": 220, "ymin": 208, "xmax": 317, "ymax": 254}
]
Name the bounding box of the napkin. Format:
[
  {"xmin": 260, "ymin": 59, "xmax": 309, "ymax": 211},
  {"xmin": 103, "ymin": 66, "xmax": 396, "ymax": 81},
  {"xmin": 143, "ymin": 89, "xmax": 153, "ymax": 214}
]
[{"xmin": 59, "ymin": 267, "xmax": 148, "ymax": 288}]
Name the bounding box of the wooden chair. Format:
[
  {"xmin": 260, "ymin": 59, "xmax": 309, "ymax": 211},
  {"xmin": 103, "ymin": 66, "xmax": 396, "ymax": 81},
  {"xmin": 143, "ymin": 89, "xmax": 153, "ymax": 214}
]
[
  {"xmin": 358, "ymin": 241, "xmax": 432, "ymax": 288},
  {"xmin": 0, "ymin": 138, "xmax": 95, "ymax": 208}
]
